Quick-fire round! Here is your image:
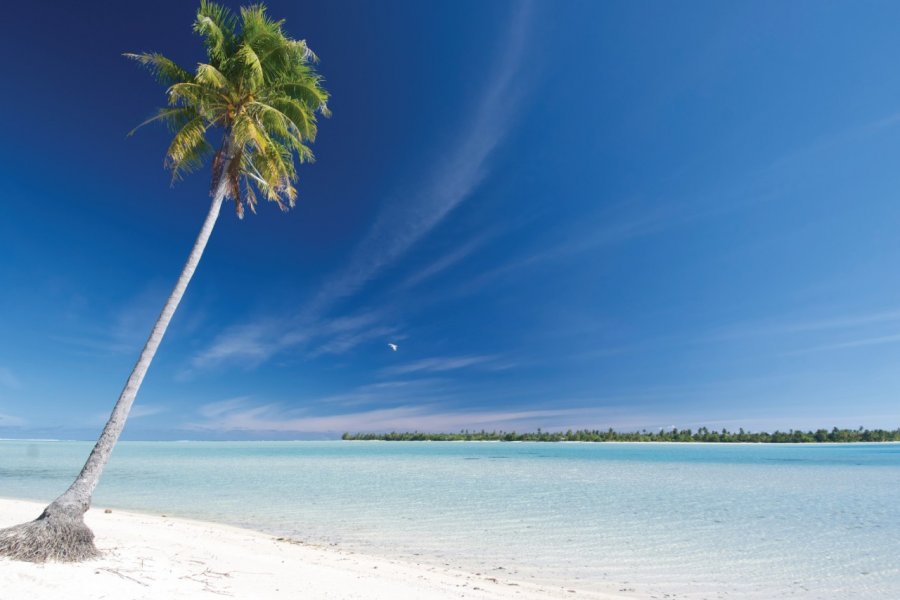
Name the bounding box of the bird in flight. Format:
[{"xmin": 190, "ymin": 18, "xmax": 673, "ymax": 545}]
[{"xmin": 388, "ymin": 343, "xmax": 398, "ymax": 352}]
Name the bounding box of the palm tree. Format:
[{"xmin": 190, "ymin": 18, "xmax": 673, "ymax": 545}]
[{"xmin": 0, "ymin": 1, "xmax": 329, "ymax": 562}]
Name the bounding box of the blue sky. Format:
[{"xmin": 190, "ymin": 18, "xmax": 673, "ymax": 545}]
[{"xmin": 2, "ymin": 1, "xmax": 900, "ymax": 439}]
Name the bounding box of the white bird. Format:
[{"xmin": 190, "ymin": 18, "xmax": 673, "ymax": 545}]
[{"xmin": 388, "ymin": 343, "xmax": 398, "ymax": 352}]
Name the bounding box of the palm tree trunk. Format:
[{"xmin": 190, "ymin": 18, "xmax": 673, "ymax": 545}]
[{"xmin": 0, "ymin": 150, "xmax": 234, "ymax": 562}]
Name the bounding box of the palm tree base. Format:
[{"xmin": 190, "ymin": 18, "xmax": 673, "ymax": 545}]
[{"xmin": 0, "ymin": 501, "xmax": 98, "ymax": 562}]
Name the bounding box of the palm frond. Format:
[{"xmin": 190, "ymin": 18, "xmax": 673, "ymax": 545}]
[
  {"xmin": 128, "ymin": 106, "xmax": 199, "ymax": 136},
  {"xmin": 166, "ymin": 82, "xmax": 228, "ymax": 116},
  {"xmin": 294, "ymin": 39, "xmax": 318, "ymax": 63},
  {"xmin": 247, "ymin": 101, "xmax": 315, "ymax": 164},
  {"xmin": 249, "ymin": 102, "xmax": 291, "ymax": 139},
  {"xmin": 165, "ymin": 117, "xmax": 213, "ymax": 181},
  {"xmin": 124, "ymin": 52, "xmax": 192, "ymax": 85},
  {"xmin": 277, "ymin": 80, "xmax": 329, "ymax": 113},
  {"xmin": 236, "ymin": 42, "xmax": 264, "ymax": 88},
  {"xmin": 268, "ymin": 97, "xmax": 316, "ymax": 141},
  {"xmin": 194, "ymin": 0, "xmax": 237, "ymax": 62},
  {"xmin": 128, "ymin": 1, "xmax": 329, "ymax": 215},
  {"xmin": 232, "ymin": 113, "xmax": 270, "ymax": 155},
  {"xmin": 240, "ymin": 4, "xmax": 283, "ymax": 42},
  {"xmin": 243, "ymin": 175, "xmax": 258, "ymax": 214},
  {"xmin": 195, "ymin": 63, "xmax": 230, "ymax": 91}
]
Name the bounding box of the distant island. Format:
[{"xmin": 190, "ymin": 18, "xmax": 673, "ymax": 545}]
[{"xmin": 342, "ymin": 427, "xmax": 900, "ymax": 443}]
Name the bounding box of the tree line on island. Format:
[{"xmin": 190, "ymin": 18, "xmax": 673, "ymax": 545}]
[{"xmin": 342, "ymin": 426, "xmax": 900, "ymax": 443}]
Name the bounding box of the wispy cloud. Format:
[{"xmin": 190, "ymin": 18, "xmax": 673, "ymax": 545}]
[
  {"xmin": 189, "ymin": 319, "xmax": 288, "ymax": 370},
  {"xmin": 308, "ymin": 379, "xmax": 451, "ymax": 409},
  {"xmin": 185, "ymin": 398, "xmax": 605, "ymax": 435},
  {"xmin": 0, "ymin": 367, "xmax": 22, "ymax": 390},
  {"xmin": 380, "ymin": 354, "xmax": 501, "ymax": 377},
  {"xmin": 397, "ymin": 230, "xmax": 497, "ymax": 291},
  {"xmin": 306, "ymin": 313, "xmax": 401, "ymax": 358},
  {"xmin": 0, "ymin": 411, "xmax": 24, "ymax": 427},
  {"xmin": 129, "ymin": 404, "xmax": 167, "ymax": 419},
  {"xmin": 197, "ymin": 396, "xmax": 256, "ymax": 418},
  {"xmin": 708, "ymin": 306, "xmax": 900, "ymax": 342},
  {"xmin": 763, "ymin": 107, "xmax": 900, "ymax": 176},
  {"xmin": 539, "ymin": 205, "xmax": 701, "ymax": 260},
  {"xmin": 446, "ymin": 200, "xmax": 717, "ymax": 299},
  {"xmin": 51, "ymin": 286, "xmax": 173, "ymax": 356},
  {"xmin": 187, "ymin": 308, "xmax": 399, "ymax": 373},
  {"xmin": 782, "ymin": 332, "xmax": 900, "ymax": 356},
  {"xmin": 700, "ymin": 306, "xmax": 900, "ymax": 357},
  {"xmin": 190, "ymin": 6, "xmax": 534, "ymax": 372},
  {"xmin": 303, "ymin": 4, "xmax": 533, "ymax": 314},
  {"xmin": 87, "ymin": 403, "xmax": 167, "ymax": 427},
  {"xmin": 441, "ymin": 107, "xmax": 900, "ymax": 304}
]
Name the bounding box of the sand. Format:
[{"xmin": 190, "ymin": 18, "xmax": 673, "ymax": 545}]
[{"xmin": 0, "ymin": 499, "xmax": 638, "ymax": 600}]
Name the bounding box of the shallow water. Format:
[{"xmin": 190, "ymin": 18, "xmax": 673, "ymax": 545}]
[{"xmin": 2, "ymin": 440, "xmax": 898, "ymax": 598}]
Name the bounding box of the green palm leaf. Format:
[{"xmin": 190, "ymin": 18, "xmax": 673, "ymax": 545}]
[
  {"xmin": 123, "ymin": 53, "xmax": 192, "ymax": 85},
  {"xmin": 236, "ymin": 42, "xmax": 265, "ymax": 87},
  {"xmin": 193, "ymin": 0, "xmax": 237, "ymax": 62},
  {"xmin": 165, "ymin": 116, "xmax": 213, "ymax": 181},
  {"xmin": 129, "ymin": 1, "xmax": 328, "ymax": 216}
]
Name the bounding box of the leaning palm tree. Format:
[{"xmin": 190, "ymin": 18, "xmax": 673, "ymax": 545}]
[{"xmin": 0, "ymin": 0, "xmax": 329, "ymax": 562}]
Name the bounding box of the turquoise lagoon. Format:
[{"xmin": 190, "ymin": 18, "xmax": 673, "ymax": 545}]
[{"xmin": 1, "ymin": 440, "xmax": 898, "ymax": 598}]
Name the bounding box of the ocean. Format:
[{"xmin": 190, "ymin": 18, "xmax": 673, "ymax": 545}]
[{"xmin": 1, "ymin": 440, "xmax": 898, "ymax": 599}]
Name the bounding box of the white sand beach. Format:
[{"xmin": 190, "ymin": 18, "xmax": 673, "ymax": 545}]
[{"xmin": 0, "ymin": 498, "xmax": 637, "ymax": 600}]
